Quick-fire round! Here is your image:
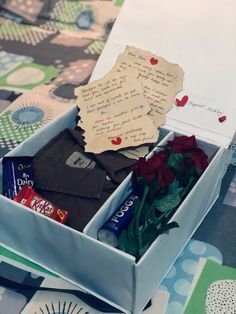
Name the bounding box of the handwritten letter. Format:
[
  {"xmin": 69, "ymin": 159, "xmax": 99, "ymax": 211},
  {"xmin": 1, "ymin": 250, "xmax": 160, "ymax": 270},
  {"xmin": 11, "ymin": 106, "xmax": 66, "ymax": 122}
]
[
  {"xmin": 114, "ymin": 46, "xmax": 184, "ymax": 126},
  {"xmin": 75, "ymin": 69, "xmax": 157, "ymax": 153}
]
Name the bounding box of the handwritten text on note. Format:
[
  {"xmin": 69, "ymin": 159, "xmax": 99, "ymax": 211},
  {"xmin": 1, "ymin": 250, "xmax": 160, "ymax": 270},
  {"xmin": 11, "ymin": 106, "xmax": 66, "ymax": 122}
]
[
  {"xmin": 75, "ymin": 69, "xmax": 157, "ymax": 153},
  {"xmin": 114, "ymin": 46, "xmax": 184, "ymax": 126}
]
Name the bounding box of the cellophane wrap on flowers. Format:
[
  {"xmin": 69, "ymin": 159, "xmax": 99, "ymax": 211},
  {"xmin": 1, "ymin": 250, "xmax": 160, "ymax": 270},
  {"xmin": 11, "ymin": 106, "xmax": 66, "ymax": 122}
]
[{"xmin": 118, "ymin": 135, "xmax": 209, "ymax": 261}]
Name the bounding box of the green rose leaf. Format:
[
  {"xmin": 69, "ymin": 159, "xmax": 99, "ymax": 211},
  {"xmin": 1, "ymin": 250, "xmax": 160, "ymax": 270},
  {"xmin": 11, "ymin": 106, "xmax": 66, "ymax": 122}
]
[
  {"xmin": 168, "ymin": 179, "xmax": 185, "ymax": 195},
  {"xmin": 155, "ymin": 192, "xmax": 182, "ymax": 213},
  {"xmin": 138, "ymin": 243, "xmax": 150, "ymax": 257},
  {"xmin": 132, "ymin": 198, "xmax": 141, "ymax": 216},
  {"xmin": 141, "ymin": 223, "xmax": 160, "ymax": 247},
  {"xmin": 168, "ymin": 179, "xmax": 179, "ymax": 193},
  {"xmin": 138, "ymin": 221, "xmax": 179, "ymax": 258},
  {"xmin": 167, "ymin": 153, "xmax": 184, "ymax": 171},
  {"xmin": 118, "ymin": 230, "xmax": 128, "ymax": 252},
  {"xmin": 140, "ymin": 201, "xmax": 152, "ymax": 224},
  {"xmin": 127, "ymin": 217, "xmax": 136, "ymax": 241},
  {"xmin": 159, "ymin": 221, "xmax": 179, "ymax": 234},
  {"xmin": 147, "ymin": 173, "xmax": 159, "ymax": 203},
  {"xmin": 180, "ymin": 176, "xmax": 196, "ymax": 197},
  {"xmin": 125, "ymin": 237, "xmax": 138, "ymax": 256},
  {"xmin": 118, "ymin": 222, "xmax": 138, "ymax": 257}
]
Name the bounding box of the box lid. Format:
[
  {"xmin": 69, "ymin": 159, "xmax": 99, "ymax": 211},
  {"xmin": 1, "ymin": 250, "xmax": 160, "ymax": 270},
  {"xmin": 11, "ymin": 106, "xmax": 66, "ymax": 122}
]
[{"xmin": 91, "ymin": 0, "xmax": 236, "ymax": 147}]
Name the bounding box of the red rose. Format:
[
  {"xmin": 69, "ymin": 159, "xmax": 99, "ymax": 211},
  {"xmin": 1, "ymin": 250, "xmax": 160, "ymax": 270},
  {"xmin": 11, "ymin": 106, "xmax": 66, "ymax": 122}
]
[
  {"xmin": 133, "ymin": 150, "xmax": 174, "ymax": 189},
  {"xmin": 167, "ymin": 135, "xmax": 197, "ymax": 153},
  {"xmin": 150, "ymin": 151, "xmax": 174, "ymax": 187},
  {"xmin": 158, "ymin": 166, "xmax": 174, "ymax": 188},
  {"xmin": 190, "ymin": 148, "xmax": 208, "ymax": 173},
  {"xmin": 150, "ymin": 150, "xmax": 169, "ymax": 168},
  {"xmin": 133, "ymin": 157, "xmax": 157, "ymax": 183}
]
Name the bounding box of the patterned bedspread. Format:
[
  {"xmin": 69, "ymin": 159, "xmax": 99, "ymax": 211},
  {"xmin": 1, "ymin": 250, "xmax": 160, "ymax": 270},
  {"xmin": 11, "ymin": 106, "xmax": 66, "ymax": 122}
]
[{"xmin": 0, "ymin": 0, "xmax": 123, "ymax": 158}]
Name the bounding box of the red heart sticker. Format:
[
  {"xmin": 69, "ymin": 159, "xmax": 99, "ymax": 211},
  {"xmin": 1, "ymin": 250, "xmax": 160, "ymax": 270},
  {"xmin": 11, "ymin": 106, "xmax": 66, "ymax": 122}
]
[
  {"xmin": 111, "ymin": 137, "xmax": 122, "ymax": 145},
  {"xmin": 175, "ymin": 95, "xmax": 189, "ymax": 107},
  {"xmin": 150, "ymin": 57, "xmax": 158, "ymax": 65},
  {"xmin": 218, "ymin": 115, "xmax": 227, "ymax": 123}
]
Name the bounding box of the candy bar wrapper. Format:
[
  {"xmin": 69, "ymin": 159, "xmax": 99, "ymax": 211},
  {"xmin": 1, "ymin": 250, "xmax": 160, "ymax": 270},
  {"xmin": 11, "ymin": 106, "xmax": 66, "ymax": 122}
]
[
  {"xmin": 2, "ymin": 156, "xmax": 34, "ymax": 199},
  {"xmin": 14, "ymin": 184, "xmax": 68, "ymax": 224}
]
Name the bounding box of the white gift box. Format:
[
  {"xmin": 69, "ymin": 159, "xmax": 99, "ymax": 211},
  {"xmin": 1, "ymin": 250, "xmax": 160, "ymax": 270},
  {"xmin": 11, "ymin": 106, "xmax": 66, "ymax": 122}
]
[
  {"xmin": 0, "ymin": 0, "xmax": 236, "ymax": 313},
  {"xmin": 0, "ymin": 106, "xmax": 231, "ymax": 313}
]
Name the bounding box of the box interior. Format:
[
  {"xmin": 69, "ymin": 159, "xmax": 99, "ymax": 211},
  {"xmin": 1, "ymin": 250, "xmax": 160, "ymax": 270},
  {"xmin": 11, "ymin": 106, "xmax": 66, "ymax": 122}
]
[
  {"xmin": 84, "ymin": 130, "xmax": 220, "ymax": 240},
  {"xmin": 0, "ymin": 105, "xmax": 224, "ymax": 313}
]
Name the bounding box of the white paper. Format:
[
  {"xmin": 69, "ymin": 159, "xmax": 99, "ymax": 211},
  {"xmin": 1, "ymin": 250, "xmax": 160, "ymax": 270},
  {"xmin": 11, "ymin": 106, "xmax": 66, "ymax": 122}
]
[{"xmin": 91, "ymin": 0, "xmax": 236, "ymax": 147}]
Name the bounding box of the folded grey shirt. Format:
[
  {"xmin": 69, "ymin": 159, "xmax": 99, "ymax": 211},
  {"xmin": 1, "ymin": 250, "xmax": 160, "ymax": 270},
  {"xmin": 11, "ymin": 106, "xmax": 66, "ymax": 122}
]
[{"xmin": 32, "ymin": 128, "xmax": 137, "ymax": 231}]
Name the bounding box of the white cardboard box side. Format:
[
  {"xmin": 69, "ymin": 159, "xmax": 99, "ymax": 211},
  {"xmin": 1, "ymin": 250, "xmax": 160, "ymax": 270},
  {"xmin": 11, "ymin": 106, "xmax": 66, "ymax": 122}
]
[
  {"xmin": 0, "ymin": 106, "xmax": 230, "ymax": 313},
  {"xmin": 84, "ymin": 130, "xmax": 225, "ymax": 313},
  {"xmin": 133, "ymin": 146, "xmax": 226, "ymax": 313},
  {"xmin": 0, "ymin": 192, "xmax": 135, "ymax": 312}
]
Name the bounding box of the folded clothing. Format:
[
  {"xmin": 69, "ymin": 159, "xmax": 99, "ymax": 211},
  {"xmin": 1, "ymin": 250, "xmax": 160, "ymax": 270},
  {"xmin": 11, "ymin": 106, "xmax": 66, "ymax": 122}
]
[{"xmin": 32, "ymin": 128, "xmax": 137, "ymax": 231}]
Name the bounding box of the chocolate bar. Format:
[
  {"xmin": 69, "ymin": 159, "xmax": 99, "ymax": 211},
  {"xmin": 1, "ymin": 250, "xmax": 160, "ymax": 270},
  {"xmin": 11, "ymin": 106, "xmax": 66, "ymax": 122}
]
[
  {"xmin": 14, "ymin": 184, "xmax": 68, "ymax": 224},
  {"xmin": 2, "ymin": 156, "xmax": 34, "ymax": 199}
]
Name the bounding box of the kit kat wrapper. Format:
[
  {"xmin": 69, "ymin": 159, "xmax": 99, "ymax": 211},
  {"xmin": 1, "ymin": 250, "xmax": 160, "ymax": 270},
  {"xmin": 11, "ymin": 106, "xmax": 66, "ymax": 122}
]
[{"xmin": 14, "ymin": 184, "xmax": 68, "ymax": 224}]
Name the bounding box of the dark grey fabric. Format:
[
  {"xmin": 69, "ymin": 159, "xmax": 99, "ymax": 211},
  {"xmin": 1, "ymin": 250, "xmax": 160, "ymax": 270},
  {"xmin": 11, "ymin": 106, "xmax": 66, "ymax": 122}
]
[{"xmin": 32, "ymin": 128, "xmax": 136, "ymax": 231}]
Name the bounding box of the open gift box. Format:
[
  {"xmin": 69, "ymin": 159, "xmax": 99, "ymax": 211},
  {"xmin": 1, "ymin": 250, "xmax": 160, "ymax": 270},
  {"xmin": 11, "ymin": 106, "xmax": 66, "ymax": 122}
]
[
  {"xmin": 0, "ymin": 0, "xmax": 235, "ymax": 313},
  {"xmin": 0, "ymin": 104, "xmax": 231, "ymax": 313}
]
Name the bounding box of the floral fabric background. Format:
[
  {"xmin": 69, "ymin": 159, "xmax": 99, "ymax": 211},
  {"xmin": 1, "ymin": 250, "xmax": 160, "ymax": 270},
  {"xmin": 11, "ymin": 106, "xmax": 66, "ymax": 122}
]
[{"xmin": 0, "ymin": 0, "xmax": 123, "ymax": 159}]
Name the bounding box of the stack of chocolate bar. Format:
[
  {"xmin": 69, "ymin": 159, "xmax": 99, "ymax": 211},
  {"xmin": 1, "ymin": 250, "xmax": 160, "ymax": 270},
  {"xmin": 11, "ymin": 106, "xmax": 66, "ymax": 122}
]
[{"xmin": 2, "ymin": 156, "xmax": 68, "ymax": 224}]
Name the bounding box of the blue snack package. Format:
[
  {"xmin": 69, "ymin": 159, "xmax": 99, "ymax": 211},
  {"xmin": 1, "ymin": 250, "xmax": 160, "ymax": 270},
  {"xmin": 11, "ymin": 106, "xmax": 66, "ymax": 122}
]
[
  {"xmin": 98, "ymin": 194, "xmax": 138, "ymax": 247},
  {"xmin": 2, "ymin": 156, "xmax": 34, "ymax": 199}
]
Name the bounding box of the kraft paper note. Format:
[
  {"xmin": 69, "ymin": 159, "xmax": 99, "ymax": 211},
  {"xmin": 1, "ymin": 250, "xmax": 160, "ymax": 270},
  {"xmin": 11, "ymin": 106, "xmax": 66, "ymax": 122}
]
[
  {"xmin": 114, "ymin": 46, "xmax": 184, "ymax": 126},
  {"xmin": 75, "ymin": 46, "xmax": 184, "ymax": 154},
  {"xmin": 75, "ymin": 69, "xmax": 158, "ymax": 153}
]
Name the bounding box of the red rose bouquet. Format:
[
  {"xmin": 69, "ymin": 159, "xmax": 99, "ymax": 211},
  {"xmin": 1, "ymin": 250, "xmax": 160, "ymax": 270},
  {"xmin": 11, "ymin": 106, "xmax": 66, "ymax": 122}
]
[{"xmin": 118, "ymin": 135, "xmax": 209, "ymax": 260}]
